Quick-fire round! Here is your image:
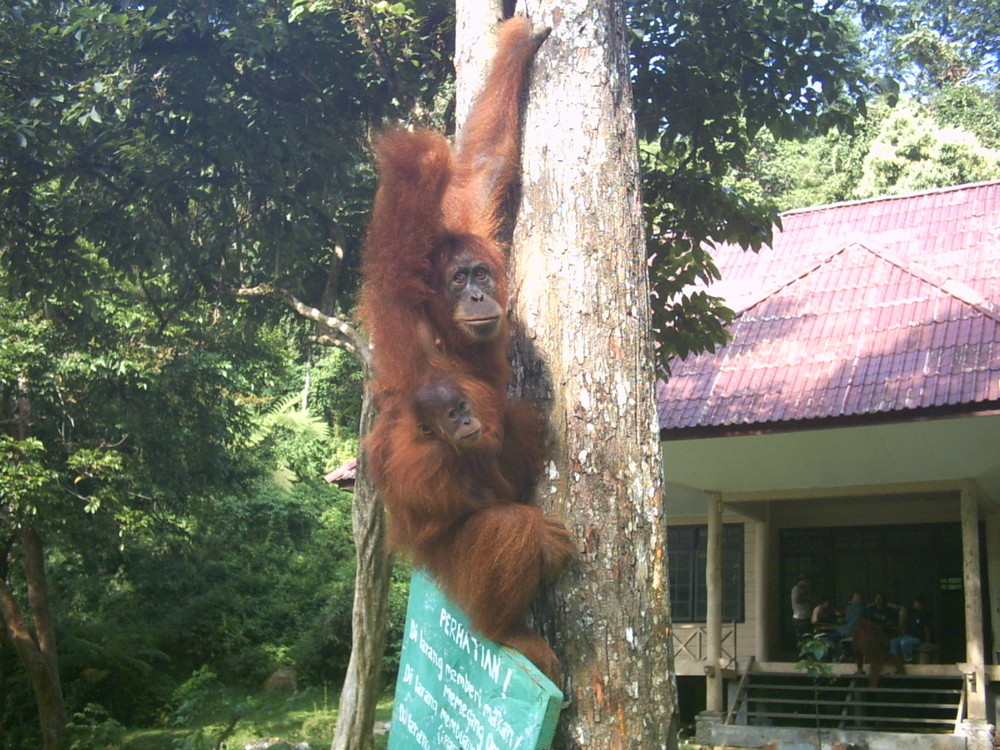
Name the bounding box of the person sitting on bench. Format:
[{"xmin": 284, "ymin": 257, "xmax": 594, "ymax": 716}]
[
  {"xmin": 824, "ymin": 591, "xmax": 864, "ymax": 660},
  {"xmin": 889, "ymin": 596, "xmax": 931, "ymax": 663}
]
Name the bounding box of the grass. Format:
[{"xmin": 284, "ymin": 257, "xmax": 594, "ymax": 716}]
[{"xmin": 118, "ymin": 686, "xmax": 393, "ymax": 750}]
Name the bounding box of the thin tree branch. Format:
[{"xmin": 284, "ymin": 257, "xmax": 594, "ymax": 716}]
[{"xmin": 236, "ymin": 283, "xmax": 372, "ymax": 370}]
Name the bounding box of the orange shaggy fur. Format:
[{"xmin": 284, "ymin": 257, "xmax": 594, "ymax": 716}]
[
  {"xmin": 360, "ymin": 18, "xmax": 573, "ymax": 681},
  {"xmin": 853, "ymin": 619, "xmax": 905, "ymax": 687}
]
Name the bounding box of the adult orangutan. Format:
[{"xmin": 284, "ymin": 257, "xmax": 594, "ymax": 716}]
[
  {"xmin": 852, "ymin": 619, "xmax": 905, "ymax": 687},
  {"xmin": 358, "ymin": 18, "xmax": 574, "ymax": 680},
  {"xmin": 359, "ymin": 17, "xmax": 550, "ymax": 409}
]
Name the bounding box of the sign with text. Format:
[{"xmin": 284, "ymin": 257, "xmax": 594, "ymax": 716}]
[{"xmin": 388, "ymin": 569, "xmax": 563, "ymax": 750}]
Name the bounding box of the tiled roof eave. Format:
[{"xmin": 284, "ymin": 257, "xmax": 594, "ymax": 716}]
[{"xmin": 659, "ymin": 399, "xmax": 1000, "ymax": 441}]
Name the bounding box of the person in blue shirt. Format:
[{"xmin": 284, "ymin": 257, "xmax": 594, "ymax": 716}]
[
  {"xmin": 824, "ymin": 591, "xmax": 864, "ymax": 660},
  {"xmin": 890, "ymin": 596, "xmax": 931, "ymax": 663}
]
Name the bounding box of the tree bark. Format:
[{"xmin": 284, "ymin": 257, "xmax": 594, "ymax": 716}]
[
  {"xmin": 453, "ymin": 0, "xmax": 506, "ymax": 128},
  {"xmin": 506, "ymin": 0, "xmax": 678, "ymax": 745},
  {"xmin": 303, "ymin": 240, "xmax": 393, "ymax": 750},
  {"xmin": 0, "ymin": 527, "xmax": 71, "ymax": 750},
  {"xmin": 0, "ymin": 379, "xmax": 72, "ymax": 750},
  {"xmin": 330, "ymin": 382, "xmax": 393, "ymax": 750}
]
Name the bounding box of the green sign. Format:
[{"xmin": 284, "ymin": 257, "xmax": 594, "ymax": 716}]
[{"xmin": 388, "ymin": 569, "xmax": 563, "ymax": 750}]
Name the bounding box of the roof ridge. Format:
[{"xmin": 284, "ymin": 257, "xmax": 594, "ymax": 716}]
[
  {"xmin": 779, "ymin": 179, "xmax": 1000, "ymax": 218},
  {"xmin": 857, "ymin": 243, "xmax": 1000, "ymax": 324},
  {"xmin": 730, "ymin": 240, "xmax": 1000, "ymax": 325},
  {"xmin": 729, "ymin": 239, "xmax": 855, "ymax": 315}
]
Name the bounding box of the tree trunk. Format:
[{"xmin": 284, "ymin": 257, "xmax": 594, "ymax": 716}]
[
  {"xmin": 0, "ymin": 526, "xmax": 71, "ymax": 750},
  {"xmin": 330, "ymin": 383, "xmax": 393, "ymax": 750},
  {"xmin": 0, "ymin": 380, "xmax": 71, "ymax": 750},
  {"xmin": 508, "ymin": 0, "xmax": 679, "ymax": 745},
  {"xmin": 453, "ymin": 0, "xmax": 506, "ymax": 127}
]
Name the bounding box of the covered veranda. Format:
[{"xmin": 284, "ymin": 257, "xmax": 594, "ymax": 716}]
[{"xmin": 662, "ymin": 412, "xmax": 1000, "ymax": 749}]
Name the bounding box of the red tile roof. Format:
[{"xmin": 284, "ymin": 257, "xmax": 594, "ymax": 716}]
[
  {"xmin": 323, "ymin": 457, "xmax": 357, "ymax": 490},
  {"xmin": 657, "ymin": 181, "xmax": 1000, "ymax": 432}
]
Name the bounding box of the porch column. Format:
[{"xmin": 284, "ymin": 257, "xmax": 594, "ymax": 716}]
[
  {"xmin": 706, "ymin": 492, "xmax": 723, "ymax": 713},
  {"xmin": 753, "ymin": 512, "xmax": 772, "ymax": 661},
  {"xmin": 960, "ymin": 487, "xmax": 987, "ymax": 720},
  {"xmin": 986, "ymin": 511, "xmax": 1000, "ymax": 665}
]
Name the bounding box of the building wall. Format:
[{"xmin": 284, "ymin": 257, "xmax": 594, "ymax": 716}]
[{"xmin": 765, "ymin": 493, "xmax": 957, "ymax": 529}]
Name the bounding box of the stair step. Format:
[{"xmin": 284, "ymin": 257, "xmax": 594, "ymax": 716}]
[
  {"xmin": 746, "ymin": 697, "xmax": 958, "ymax": 711},
  {"xmin": 727, "ymin": 671, "xmax": 964, "ymax": 734},
  {"xmin": 747, "ymin": 681, "xmax": 962, "ymax": 698},
  {"xmin": 743, "ymin": 711, "xmax": 957, "ymax": 726}
]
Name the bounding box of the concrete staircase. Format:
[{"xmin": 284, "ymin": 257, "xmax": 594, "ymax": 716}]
[{"xmin": 702, "ymin": 669, "xmax": 970, "ymax": 750}]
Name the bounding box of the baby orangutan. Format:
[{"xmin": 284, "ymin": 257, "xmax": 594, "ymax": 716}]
[{"xmin": 366, "ymin": 376, "xmax": 574, "ymax": 681}]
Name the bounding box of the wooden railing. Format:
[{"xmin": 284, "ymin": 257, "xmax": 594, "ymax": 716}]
[{"xmin": 673, "ymin": 623, "xmax": 738, "ymax": 667}]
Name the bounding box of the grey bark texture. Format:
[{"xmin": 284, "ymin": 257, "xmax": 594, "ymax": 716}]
[
  {"xmin": 454, "ymin": 0, "xmax": 507, "ymax": 125},
  {"xmin": 330, "ymin": 384, "xmax": 392, "ymax": 750},
  {"xmin": 507, "ymin": 0, "xmax": 678, "ymax": 745}
]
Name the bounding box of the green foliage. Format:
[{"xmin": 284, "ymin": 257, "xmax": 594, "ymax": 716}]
[
  {"xmin": 0, "ymin": 650, "xmax": 38, "ymax": 748},
  {"xmin": 730, "ymin": 85, "xmax": 1000, "ymax": 211},
  {"xmin": 795, "ymin": 635, "xmax": 833, "ymax": 679},
  {"xmin": 0, "ymin": 435, "xmax": 58, "ymax": 512},
  {"xmin": 629, "ymin": 0, "xmax": 882, "ymax": 364},
  {"xmin": 1, "ymin": 234, "xmax": 367, "ymax": 735},
  {"xmin": 247, "ymin": 388, "xmax": 332, "ymax": 489},
  {"xmin": 897, "ymin": 28, "xmax": 973, "ymax": 87},
  {"xmin": 168, "ymin": 668, "xmax": 227, "ymax": 727},
  {"xmin": 856, "ymin": 102, "xmax": 1000, "ymax": 197},
  {"xmin": 9, "ymin": 0, "xmax": 992, "ymax": 743},
  {"xmin": 382, "ymin": 563, "xmax": 414, "ymax": 674},
  {"xmin": 290, "ymin": 0, "xmax": 454, "ymax": 127},
  {"xmin": 863, "ymin": 0, "xmax": 1000, "ymax": 95},
  {"xmin": 118, "ymin": 685, "xmax": 393, "ymax": 750},
  {"xmin": 1, "ymin": 0, "xmax": 380, "ymax": 314},
  {"xmin": 930, "ymin": 85, "xmax": 1000, "ymax": 150},
  {"xmin": 2, "ymin": 6, "xmax": 392, "ymax": 738},
  {"xmin": 310, "ymin": 347, "xmax": 364, "ymax": 438},
  {"xmin": 118, "ymin": 482, "xmax": 357, "ymax": 683},
  {"xmin": 69, "ymin": 703, "xmax": 127, "ymax": 750},
  {"xmin": 795, "ymin": 635, "xmax": 833, "ymax": 742},
  {"xmin": 58, "ymin": 622, "xmax": 172, "ymax": 726},
  {"xmin": 166, "ymin": 668, "xmax": 258, "ymax": 750},
  {"xmin": 726, "ymin": 101, "xmax": 889, "ymax": 211}
]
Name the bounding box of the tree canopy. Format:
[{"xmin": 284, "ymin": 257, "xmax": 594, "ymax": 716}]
[
  {"xmin": 1, "ymin": 5, "xmax": 393, "ymax": 746},
  {"xmin": 3, "ymin": 0, "xmax": 992, "ymax": 746},
  {"xmin": 725, "ymin": 0, "xmax": 1000, "ymax": 215},
  {"xmin": 630, "ymin": 0, "xmax": 886, "ymax": 360},
  {"xmin": 864, "ymin": 0, "xmax": 1000, "ymax": 95}
]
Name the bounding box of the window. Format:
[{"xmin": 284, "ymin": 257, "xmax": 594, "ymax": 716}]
[
  {"xmin": 667, "ymin": 524, "xmax": 745, "ymax": 623},
  {"xmin": 778, "ymin": 522, "xmax": 962, "ymax": 661}
]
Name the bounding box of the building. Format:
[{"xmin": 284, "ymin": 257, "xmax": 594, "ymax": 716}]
[{"xmin": 658, "ymin": 181, "xmax": 1000, "ymax": 749}]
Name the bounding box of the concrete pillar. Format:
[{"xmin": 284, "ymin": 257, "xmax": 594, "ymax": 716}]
[
  {"xmin": 985, "ymin": 511, "xmax": 1000, "ymax": 665},
  {"xmin": 960, "ymin": 487, "xmax": 987, "ymax": 720},
  {"xmin": 753, "ymin": 512, "xmax": 772, "ymax": 662},
  {"xmin": 766, "ymin": 506, "xmax": 781, "ymax": 659},
  {"xmin": 694, "ymin": 710, "xmax": 722, "ymax": 746},
  {"xmin": 706, "ymin": 492, "xmax": 723, "ymax": 713}
]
